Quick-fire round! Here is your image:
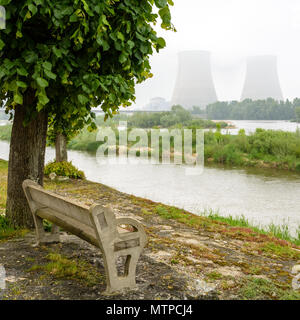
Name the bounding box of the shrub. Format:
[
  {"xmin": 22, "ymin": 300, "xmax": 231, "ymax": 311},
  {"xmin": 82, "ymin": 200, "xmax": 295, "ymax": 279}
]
[{"xmin": 44, "ymin": 161, "xmax": 85, "ymax": 179}]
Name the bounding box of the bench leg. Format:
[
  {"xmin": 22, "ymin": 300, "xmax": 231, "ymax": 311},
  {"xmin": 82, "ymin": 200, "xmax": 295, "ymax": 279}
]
[
  {"xmin": 32, "ymin": 214, "xmax": 60, "ymax": 245},
  {"xmin": 51, "ymin": 224, "xmax": 60, "ymax": 235},
  {"xmin": 102, "ymin": 250, "xmax": 141, "ymax": 294}
]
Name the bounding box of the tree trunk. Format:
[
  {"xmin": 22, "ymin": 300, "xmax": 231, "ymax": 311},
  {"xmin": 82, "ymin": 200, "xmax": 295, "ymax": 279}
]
[
  {"xmin": 6, "ymin": 91, "xmax": 48, "ymax": 229},
  {"xmin": 55, "ymin": 133, "xmax": 68, "ymax": 162}
]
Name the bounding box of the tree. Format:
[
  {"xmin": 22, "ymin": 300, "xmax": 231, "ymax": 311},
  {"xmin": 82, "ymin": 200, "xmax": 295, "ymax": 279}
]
[
  {"xmin": 47, "ymin": 100, "xmax": 96, "ymax": 162},
  {"xmin": 0, "ymin": 0, "xmax": 174, "ymax": 228}
]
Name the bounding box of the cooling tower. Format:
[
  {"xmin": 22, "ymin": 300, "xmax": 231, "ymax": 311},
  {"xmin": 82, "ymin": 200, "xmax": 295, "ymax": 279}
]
[
  {"xmin": 171, "ymin": 51, "xmax": 218, "ymax": 110},
  {"xmin": 241, "ymin": 55, "xmax": 283, "ymax": 101}
]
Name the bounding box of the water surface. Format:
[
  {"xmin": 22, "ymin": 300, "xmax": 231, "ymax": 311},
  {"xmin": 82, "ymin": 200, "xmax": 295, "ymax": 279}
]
[{"xmin": 0, "ymin": 137, "xmax": 299, "ymax": 235}]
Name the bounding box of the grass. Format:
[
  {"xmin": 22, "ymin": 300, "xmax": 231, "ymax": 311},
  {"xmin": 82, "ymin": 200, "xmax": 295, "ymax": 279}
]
[
  {"xmin": 206, "ymin": 271, "xmax": 223, "ymax": 281},
  {"xmin": 0, "ymin": 159, "xmax": 28, "ymax": 240},
  {"xmin": 259, "ymin": 242, "xmax": 300, "ymax": 260},
  {"xmin": 238, "ymin": 276, "xmax": 300, "ymax": 300},
  {"xmin": 28, "ymin": 252, "xmax": 104, "ymax": 287},
  {"xmin": 204, "ymin": 210, "xmax": 300, "ymax": 246},
  {"xmin": 0, "ymin": 215, "xmax": 28, "ymax": 241},
  {"xmin": 0, "ymin": 159, "xmax": 8, "ymax": 212},
  {"xmin": 151, "ymin": 204, "xmax": 300, "ymax": 247}
]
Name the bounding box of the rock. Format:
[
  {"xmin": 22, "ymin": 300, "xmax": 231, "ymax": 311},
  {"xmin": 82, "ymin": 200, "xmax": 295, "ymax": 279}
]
[
  {"xmin": 216, "ymin": 266, "xmax": 243, "ymax": 278},
  {"xmin": 49, "ymin": 172, "xmax": 57, "ymax": 181},
  {"xmin": 157, "ymin": 229, "xmax": 173, "ymax": 237},
  {"xmin": 57, "ymin": 176, "xmax": 69, "ymax": 182},
  {"xmin": 291, "ymin": 265, "xmax": 300, "ymax": 274},
  {"xmin": 194, "ymin": 279, "xmax": 217, "ymax": 294},
  {"xmin": 186, "ymin": 279, "xmax": 219, "ymax": 300},
  {"xmin": 177, "ymin": 237, "xmax": 204, "ymax": 247}
]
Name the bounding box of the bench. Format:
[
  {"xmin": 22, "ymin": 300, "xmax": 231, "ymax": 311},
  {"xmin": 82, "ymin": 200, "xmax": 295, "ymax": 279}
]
[{"xmin": 22, "ymin": 179, "xmax": 147, "ymax": 293}]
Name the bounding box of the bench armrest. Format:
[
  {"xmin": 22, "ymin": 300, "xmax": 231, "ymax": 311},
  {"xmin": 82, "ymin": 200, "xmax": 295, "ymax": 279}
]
[{"xmin": 116, "ymin": 217, "xmax": 147, "ymax": 246}]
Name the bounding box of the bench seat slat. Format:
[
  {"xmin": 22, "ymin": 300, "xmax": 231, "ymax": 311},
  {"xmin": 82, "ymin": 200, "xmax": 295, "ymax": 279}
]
[{"xmin": 36, "ymin": 207, "xmax": 100, "ymax": 248}]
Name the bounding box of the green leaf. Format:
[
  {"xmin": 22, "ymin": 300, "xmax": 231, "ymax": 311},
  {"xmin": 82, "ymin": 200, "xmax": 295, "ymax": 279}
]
[
  {"xmin": 52, "ymin": 46, "xmax": 62, "ymax": 58},
  {"xmin": 24, "ymin": 11, "xmax": 32, "ymax": 21},
  {"xmin": 38, "ymin": 92, "xmax": 49, "ymax": 105},
  {"xmin": 17, "ymin": 67, "xmax": 28, "ymax": 76},
  {"xmin": 16, "ymin": 81, "xmax": 27, "ymax": 88},
  {"xmin": 28, "ymin": 4, "xmax": 37, "ymax": 16},
  {"xmin": 16, "ymin": 30, "xmax": 23, "ymax": 38},
  {"xmin": 117, "ymin": 32, "xmax": 124, "ymax": 42},
  {"xmin": 44, "ymin": 69, "xmax": 57, "ymax": 80},
  {"xmin": 159, "ymin": 6, "xmax": 171, "ymax": 26},
  {"xmin": 8, "ymin": 80, "xmax": 17, "ymax": 91},
  {"xmin": 14, "ymin": 92, "xmax": 23, "ymax": 105},
  {"xmin": 157, "ymin": 37, "xmax": 166, "ymax": 48},
  {"xmin": 42, "ymin": 61, "xmax": 52, "ymax": 71},
  {"xmin": 0, "ymin": 39, "xmax": 5, "ymax": 50},
  {"xmin": 69, "ymin": 13, "xmax": 78, "ymax": 22},
  {"xmin": 155, "ymin": 0, "xmax": 167, "ymax": 8},
  {"xmin": 23, "ymin": 51, "xmax": 38, "ymax": 63},
  {"xmin": 36, "ymin": 77, "xmax": 49, "ymax": 88},
  {"xmin": 0, "ymin": 0, "xmax": 12, "ymax": 5},
  {"xmin": 127, "ymin": 40, "xmax": 135, "ymax": 50},
  {"xmin": 119, "ymin": 53, "xmax": 127, "ymax": 64},
  {"xmin": 78, "ymin": 94, "xmax": 89, "ymax": 104}
]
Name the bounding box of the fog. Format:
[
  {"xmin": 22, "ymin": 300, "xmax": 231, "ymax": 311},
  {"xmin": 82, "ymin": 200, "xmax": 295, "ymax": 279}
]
[{"xmin": 132, "ymin": 0, "xmax": 300, "ymax": 108}]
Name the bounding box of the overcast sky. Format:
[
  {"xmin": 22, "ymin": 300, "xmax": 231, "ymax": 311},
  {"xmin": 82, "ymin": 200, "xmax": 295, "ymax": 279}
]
[{"xmin": 133, "ymin": 0, "xmax": 300, "ymax": 108}]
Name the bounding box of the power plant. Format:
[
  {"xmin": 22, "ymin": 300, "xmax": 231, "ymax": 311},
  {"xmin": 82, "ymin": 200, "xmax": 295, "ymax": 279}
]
[
  {"xmin": 171, "ymin": 50, "xmax": 218, "ymax": 110},
  {"xmin": 241, "ymin": 55, "xmax": 283, "ymax": 101}
]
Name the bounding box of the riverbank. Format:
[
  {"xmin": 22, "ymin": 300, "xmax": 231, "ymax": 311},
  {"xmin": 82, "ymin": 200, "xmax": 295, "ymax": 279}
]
[
  {"xmin": 68, "ymin": 127, "xmax": 300, "ymax": 173},
  {"xmin": 0, "ymin": 159, "xmax": 300, "ymax": 300},
  {"xmin": 1, "ymin": 122, "xmax": 300, "ymax": 173}
]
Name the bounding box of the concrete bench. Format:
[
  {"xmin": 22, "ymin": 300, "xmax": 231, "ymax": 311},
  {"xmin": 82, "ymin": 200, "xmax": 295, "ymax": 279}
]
[{"xmin": 22, "ymin": 179, "xmax": 147, "ymax": 293}]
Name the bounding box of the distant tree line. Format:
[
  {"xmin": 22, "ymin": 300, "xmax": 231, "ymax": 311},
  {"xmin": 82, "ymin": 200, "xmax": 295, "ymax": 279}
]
[
  {"xmin": 206, "ymin": 98, "xmax": 300, "ymax": 120},
  {"xmin": 95, "ymin": 105, "xmax": 227, "ymax": 129}
]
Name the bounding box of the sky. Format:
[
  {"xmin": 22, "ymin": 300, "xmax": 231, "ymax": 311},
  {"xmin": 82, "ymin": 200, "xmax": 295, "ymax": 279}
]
[{"xmin": 132, "ymin": 0, "xmax": 300, "ymax": 108}]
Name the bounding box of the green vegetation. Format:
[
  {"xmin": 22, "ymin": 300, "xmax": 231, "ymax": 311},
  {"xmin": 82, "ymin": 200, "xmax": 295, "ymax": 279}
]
[
  {"xmin": 238, "ymin": 276, "xmax": 300, "ymax": 300},
  {"xmin": 1, "ymin": 122, "xmax": 300, "ymax": 173},
  {"xmin": 44, "ymin": 161, "xmax": 85, "ymax": 179},
  {"xmin": 204, "ymin": 212, "xmax": 300, "ymax": 246},
  {"xmin": 260, "ymin": 242, "xmax": 300, "ymax": 259},
  {"xmin": 28, "ymin": 252, "xmax": 104, "ymax": 286},
  {"xmin": 204, "ymin": 128, "xmax": 300, "ymax": 172},
  {"xmin": 206, "ymin": 98, "xmax": 299, "ymax": 120},
  {"xmin": 1, "ymin": 159, "xmax": 29, "ymax": 239},
  {"xmin": 95, "ymin": 105, "xmax": 227, "ymax": 129},
  {"xmin": 206, "ymin": 271, "xmax": 223, "ymax": 281},
  {"xmin": 1, "ymin": 0, "xmax": 175, "ymax": 229},
  {"xmin": 0, "ymin": 215, "xmax": 28, "ymax": 241},
  {"xmin": 0, "ymin": 159, "xmax": 8, "ymax": 213},
  {"xmin": 144, "ymin": 204, "xmax": 300, "ymax": 246}
]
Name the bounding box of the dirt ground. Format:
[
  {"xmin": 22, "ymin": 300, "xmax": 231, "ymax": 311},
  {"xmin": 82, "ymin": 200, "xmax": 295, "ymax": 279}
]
[{"xmin": 1, "ymin": 178, "xmax": 300, "ymax": 300}]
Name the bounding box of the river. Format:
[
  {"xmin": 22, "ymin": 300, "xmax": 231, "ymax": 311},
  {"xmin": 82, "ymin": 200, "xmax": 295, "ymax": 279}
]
[{"xmin": 0, "ymin": 120, "xmax": 299, "ymax": 235}]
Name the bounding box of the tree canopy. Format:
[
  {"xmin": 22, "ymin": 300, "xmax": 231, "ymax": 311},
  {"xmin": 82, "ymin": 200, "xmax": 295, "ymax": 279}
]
[
  {"xmin": 0, "ymin": 0, "xmax": 175, "ymax": 228},
  {"xmin": 0, "ymin": 0, "xmax": 175, "ymax": 124},
  {"xmin": 206, "ymin": 98, "xmax": 299, "ymax": 120}
]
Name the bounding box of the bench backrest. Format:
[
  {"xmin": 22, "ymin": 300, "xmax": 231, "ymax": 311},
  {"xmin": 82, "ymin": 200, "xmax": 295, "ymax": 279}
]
[
  {"xmin": 23, "ymin": 180, "xmax": 122, "ymax": 248},
  {"xmin": 27, "ymin": 184, "xmax": 93, "ymax": 228}
]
